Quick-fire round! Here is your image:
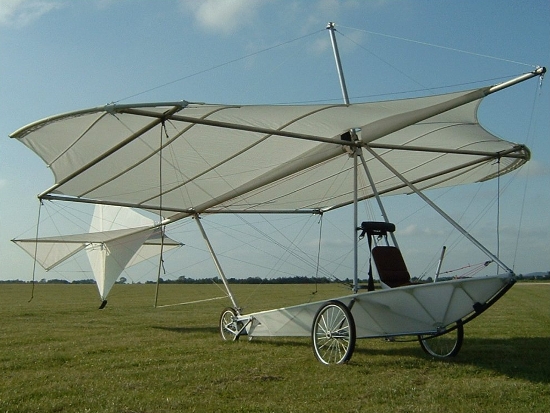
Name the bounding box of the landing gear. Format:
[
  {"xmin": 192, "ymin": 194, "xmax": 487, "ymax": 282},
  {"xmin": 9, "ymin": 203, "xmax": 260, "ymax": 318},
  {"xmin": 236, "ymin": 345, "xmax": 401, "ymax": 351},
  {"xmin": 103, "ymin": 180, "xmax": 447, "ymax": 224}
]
[
  {"xmin": 418, "ymin": 320, "xmax": 464, "ymax": 358},
  {"xmin": 312, "ymin": 300, "xmax": 356, "ymax": 364},
  {"xmin": 219, "ymin": 307, "xmax": 243, "ymax": 341}
]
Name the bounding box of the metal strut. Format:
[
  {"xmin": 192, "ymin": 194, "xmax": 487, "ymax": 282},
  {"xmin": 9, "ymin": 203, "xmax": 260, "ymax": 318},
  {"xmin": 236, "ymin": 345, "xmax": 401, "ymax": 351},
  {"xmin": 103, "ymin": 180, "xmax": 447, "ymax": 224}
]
[
  {"xmin": 365, "ymin": 147, "xmax": 515, "ymax": 274},
  {"xmin": 194, "ymin": 214, "xmax": 240, "ymax": 311}
]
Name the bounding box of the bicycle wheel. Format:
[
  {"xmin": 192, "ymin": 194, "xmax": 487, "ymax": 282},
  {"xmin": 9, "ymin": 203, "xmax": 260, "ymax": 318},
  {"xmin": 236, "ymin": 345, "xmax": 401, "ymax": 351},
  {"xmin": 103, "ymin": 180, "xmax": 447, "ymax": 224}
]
[
  {"xmin": 312, "ymin": 300, "xmax": 356, "ymax": 365},
  {"xmin": 219, "ymin": 307, "xmax": 242, "ymax": 341},
  {"xmin": 418, "ymin": 321, "xmax": 464, "ymax": 358}
]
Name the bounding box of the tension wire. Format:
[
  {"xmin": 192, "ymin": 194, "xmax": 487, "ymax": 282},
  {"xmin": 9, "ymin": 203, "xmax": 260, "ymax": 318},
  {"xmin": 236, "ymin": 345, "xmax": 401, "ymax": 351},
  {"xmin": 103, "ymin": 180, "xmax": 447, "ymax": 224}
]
[
  {"xmin": 512, "ymin": 80, "xmax": 544, "ymax": 271},
  {"xmin": 496, "ymin": 157, "xmax": 501, "ymax": 275},
  {"xmin": 28, "ymin": 200, "xmax": 43, "ymax": 303},
  {"xmin": 338, "ymin": 25, "xmax": 536, "ymax": 68},
  {"xmin": 114, "ymin": 29, "xmax": 323, "ymax": 104},
  {"xmin": 313, "ymin": 213, "xmax": 324, "ymax": 295},
  {"xmin": 154, "ymin": 121, "xmax": 168, "ymax": 308}
]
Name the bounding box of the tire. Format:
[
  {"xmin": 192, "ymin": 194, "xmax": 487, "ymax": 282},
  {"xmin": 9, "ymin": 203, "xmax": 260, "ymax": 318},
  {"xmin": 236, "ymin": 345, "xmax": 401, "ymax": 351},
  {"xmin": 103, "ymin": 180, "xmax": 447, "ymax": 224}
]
[
  {"xmin": 312, "ymin": 300, "xmax": 356, "ymax": 365},
  {"xmin": 418, "ymin": 320, "xmax": 464, "ymax": 358},
  {"xmin": 219, "ymin": 307, "xmax": 242, "ymax": 341}
]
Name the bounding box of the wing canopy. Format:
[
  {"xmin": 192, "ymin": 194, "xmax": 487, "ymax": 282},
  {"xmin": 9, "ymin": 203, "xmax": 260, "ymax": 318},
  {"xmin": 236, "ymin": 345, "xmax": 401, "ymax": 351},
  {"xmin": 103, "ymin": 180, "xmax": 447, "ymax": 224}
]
[{"xmin": 10, "ymin": 88, "xmax": 530, "ymax": 218}]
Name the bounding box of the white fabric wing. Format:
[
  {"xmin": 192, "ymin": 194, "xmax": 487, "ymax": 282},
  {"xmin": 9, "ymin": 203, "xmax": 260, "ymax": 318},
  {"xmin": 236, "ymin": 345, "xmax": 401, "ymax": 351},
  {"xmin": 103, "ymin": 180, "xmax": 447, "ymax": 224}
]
[
  {"xmin": 12, "ymin": 205, "xmax": 182, "ymax": 300},
  {"xmin": 10, "ymin": 88, "xmax": 529, "ymax": 220},
  {"xmin": 13, "ymin": 237, "xmax": 87, "ymax": 271}
]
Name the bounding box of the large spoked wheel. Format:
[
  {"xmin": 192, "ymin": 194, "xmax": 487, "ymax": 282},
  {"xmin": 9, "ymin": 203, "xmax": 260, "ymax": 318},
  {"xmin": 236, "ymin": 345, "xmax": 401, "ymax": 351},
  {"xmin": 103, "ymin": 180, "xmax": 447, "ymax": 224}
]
[
  {"xmin": 219, "ymin": 307, "xmax": 242, "ymax": 341},
  {"xmin": 418, "ymin": 320, "xmax": 464, "ymax": 358},
  {"xmin": 312, "ymin": 300, "xmax": 356, "ymax": 365}
]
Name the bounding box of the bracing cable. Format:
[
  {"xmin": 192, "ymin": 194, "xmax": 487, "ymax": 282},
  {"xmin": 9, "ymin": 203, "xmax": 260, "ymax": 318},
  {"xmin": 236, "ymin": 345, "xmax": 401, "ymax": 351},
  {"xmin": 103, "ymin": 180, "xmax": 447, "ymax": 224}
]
[
  {"xmin": 114, "ymin": 29, "xmax": 323, "ymax": 104},
  {"xmin": 496, "ymin": 157, "xmax": 501, "ymax": 275},
  {"xmin": 28, "ymin": 201, "xmax": 43, "ymax": 302},
  {"xmin": 512, "ymin": 81, "xmax": 544, "ymax": 271},
  {"xmin": 154, "ymin": 121, "xmax": 168, "ymax": 307},
  {"xmin": 338, "ymin": 25, "xmax": 536, "ymax": 68},
  {"xmin": 313, "ymin": 213, "xmax": 324, "ymax": 295}
]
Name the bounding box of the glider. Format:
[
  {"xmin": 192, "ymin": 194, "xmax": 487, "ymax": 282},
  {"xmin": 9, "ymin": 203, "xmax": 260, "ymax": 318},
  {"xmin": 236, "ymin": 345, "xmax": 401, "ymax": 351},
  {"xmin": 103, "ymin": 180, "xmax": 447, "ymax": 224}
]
[{"xmin": 9, "ymin": 22, "xmax": 546, "ymax": 362}]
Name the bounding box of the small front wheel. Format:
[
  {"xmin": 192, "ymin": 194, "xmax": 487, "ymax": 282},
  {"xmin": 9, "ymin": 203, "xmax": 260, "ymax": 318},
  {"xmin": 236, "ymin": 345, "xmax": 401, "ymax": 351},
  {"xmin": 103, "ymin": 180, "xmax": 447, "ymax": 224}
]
[
  {"xmin": 418, "ymin": 320, "xmax": 464, "ymax": 358},
  {"xmin": 219, "ymin": 307, "xmax": 242, "ymax": 341},
  {"xmin": 312, "ymin": 300, "xmax": 356, "ymax": 365}
]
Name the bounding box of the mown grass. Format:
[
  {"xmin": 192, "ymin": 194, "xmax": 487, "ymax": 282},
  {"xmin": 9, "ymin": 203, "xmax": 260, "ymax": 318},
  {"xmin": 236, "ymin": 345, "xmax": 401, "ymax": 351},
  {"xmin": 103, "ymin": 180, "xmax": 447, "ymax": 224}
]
[{"xmin": 0, "ymin": 282, "xmax": 549, "ymax": 412}]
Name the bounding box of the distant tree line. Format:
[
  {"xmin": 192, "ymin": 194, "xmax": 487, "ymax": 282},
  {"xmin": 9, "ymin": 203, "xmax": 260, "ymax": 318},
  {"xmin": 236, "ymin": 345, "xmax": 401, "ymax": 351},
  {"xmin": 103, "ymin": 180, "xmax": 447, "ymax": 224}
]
[
  {"xmin": 146, "ymin": 276, "xmax": 343, "ymax": 285},
  {"xmin": 2, "ymin": 271, "xmax": 549, "ymax": 285},
  {"xmin": 0, "ymin": 278, "xmax": 97, "ymax": 284},
  {"xmin": 0, "ymin": 276, "xmax": 342, "ymax": 285}
]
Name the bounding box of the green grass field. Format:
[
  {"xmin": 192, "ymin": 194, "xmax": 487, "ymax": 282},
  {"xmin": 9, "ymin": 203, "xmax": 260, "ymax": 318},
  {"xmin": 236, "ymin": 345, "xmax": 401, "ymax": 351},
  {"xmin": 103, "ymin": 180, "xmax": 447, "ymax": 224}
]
[{"xmin": 1, "ymin": 282, "xmax": 549, "ymax": 413}]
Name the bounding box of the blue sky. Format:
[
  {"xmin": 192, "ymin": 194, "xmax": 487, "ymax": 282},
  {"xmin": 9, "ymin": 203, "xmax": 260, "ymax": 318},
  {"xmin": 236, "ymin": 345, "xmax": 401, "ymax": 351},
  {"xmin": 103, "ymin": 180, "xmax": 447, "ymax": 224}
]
[{"xmin": 0, "ymin": 0, "xmax": 548, "ymax": 284}]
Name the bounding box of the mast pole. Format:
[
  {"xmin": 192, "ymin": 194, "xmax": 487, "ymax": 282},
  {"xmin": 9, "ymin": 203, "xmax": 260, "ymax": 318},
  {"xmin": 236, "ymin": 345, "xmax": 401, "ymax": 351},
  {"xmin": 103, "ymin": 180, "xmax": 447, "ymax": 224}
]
[
  {"xmin": 327, "ymin": 22, "xmax": 350, "ymax": 105},
  {"xmin": 327, "ymin": 22, "xmax": 359, "ymax": 291},
  {"xmin": 353, "ymin": 170, "xmax": 360, "ymax": 288}
]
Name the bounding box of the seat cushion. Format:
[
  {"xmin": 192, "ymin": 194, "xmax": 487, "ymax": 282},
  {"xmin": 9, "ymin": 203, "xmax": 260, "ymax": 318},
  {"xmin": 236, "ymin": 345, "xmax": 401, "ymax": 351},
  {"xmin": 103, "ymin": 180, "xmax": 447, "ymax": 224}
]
[{"xmin": 372, "ymin": 246, "xmax": 411, "ymax": 288}]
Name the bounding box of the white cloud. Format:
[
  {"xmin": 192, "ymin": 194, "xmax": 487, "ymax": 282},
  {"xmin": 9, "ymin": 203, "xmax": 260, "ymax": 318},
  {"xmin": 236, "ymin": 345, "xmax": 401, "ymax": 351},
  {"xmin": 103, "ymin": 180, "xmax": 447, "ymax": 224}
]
[
  {"xmin": 179, "ymin": 0, "xmax": 263, "ymax": 34},
  {"xmin": 400, "ymin": 223, "xmax": 446, "ymax": 237},
  {"xmin": 0, "ymin": 0, "xmax": 61, "ymax": 27},
  {"xmin": 400, "ymin": 224, "xmax": 418, "ymax": 236}
]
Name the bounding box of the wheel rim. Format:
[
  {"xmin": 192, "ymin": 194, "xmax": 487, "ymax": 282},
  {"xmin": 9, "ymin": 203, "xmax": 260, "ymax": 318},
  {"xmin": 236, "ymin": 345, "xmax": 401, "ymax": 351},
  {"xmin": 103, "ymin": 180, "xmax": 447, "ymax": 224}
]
[
  {"xmin": 419, "ymin": 321, "xmax": 464, "ymax": 358},
  {"xmin": 312, "ymin": 301, "xmax": 355, "ymax": 365},
  {"xmin": 220, "ymin": 308, "xmax": 240, "ymax": 341}
]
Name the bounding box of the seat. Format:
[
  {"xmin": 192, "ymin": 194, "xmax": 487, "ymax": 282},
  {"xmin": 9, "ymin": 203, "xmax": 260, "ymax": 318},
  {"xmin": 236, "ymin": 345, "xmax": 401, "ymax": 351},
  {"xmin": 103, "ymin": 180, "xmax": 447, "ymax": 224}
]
[{"xmin": 372, "ymin": 246, "xmax": 412, "ymax": 288}]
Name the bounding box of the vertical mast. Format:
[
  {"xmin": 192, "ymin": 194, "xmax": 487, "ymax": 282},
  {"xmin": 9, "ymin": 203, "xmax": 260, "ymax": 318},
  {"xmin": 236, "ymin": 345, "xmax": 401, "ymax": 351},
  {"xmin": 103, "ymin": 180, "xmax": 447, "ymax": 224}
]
[
  {"xmin": 327, "ymin": 22, "xmax": 359, "ymax": 292},
  {"xmin": 327, "ymin": 22, "xmax": 350, "ymax": 105}
]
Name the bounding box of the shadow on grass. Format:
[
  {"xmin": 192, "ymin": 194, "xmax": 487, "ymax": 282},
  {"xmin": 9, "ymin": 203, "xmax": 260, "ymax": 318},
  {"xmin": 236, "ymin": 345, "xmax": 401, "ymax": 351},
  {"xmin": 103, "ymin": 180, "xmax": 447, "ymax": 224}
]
[
  {"xmin": 456, "ymin": 337, "xmax": 550, "ymax": 384},
  {"xmin": 154, "ymin": 324, "xmax": 549, "ymax": 384},
  {"xmin": 354, "ymin": 336, "xmax": 550, "ymax": 384}
]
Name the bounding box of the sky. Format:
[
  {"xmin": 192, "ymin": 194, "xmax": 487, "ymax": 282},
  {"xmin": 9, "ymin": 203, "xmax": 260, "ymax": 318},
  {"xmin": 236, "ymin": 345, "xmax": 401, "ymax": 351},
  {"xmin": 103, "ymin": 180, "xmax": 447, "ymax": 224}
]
[{"xmin": 0, "ymin": 0, "xmax": 549, "ymax": 286}]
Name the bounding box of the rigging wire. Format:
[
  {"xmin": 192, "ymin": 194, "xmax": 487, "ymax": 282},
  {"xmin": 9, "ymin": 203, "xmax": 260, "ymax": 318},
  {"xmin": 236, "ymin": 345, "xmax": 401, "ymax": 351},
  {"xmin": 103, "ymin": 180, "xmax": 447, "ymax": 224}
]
[
  {"xmin": 338, "ymin": 25, "xmax": 537, "ymax": 68},
  {"xmin": 27, "ymin": 201, "xmax": 43, "ymax": 302},
  {"xmin": 237, "ymin": 214, "xmax": 352, "ymax": 301},
  {"xmin": 437, "ymin": 260, "xmax": 492, "ymax": 278},
  {"xmin": 274, "ymin": 73, "xmax": 525, "ymax": 105},
  {"xmin": 154, "ymin": 121, "xmax": 168, "ymax": 308},
  {"xmin": 335, "ymin": 28, "xmax": 426, "ymax": 90},
  {"xmin": 238, "ymin": 214, "xmax": 320, "ymax": 278},
  {"xmin": 512, "ymin": 81, "xmax": 545, "ymax": 271},
  {"xmin": 313, "ymin": 213, "xmax": 323, "ymax": 295},
  {"xmin": 189, "ymin": 214, "xmax": 329, "ymax": 310},
  {"xmin": 242, "ymin": 214, "xmax": 331, "ymax": 299},
  {"xmin": 113, "ymin": 29, "xmax": 324, "ymax": 104},
  {"xmin": 29, "ymin": 201, "xmax": 92, "ymax": 283},
  {"xmin": 496, "ymin": 157, "xmax": 501, "ymax": 275},
  {"xmin": 155, "ymin": 296, "xmax": 227, "ymax": 308},
  {"xmin": 319, "ymin": 25, "xmax": 540, "ymax": 106}
]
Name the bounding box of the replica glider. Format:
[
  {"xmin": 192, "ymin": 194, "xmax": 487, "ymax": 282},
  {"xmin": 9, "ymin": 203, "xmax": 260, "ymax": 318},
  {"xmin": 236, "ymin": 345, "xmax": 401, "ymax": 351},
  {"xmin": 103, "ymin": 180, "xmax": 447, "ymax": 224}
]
[{"xmin": 9, "ymin": 23, "xmax": 546, "ymax": 362}]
